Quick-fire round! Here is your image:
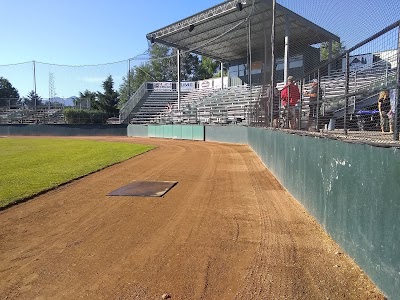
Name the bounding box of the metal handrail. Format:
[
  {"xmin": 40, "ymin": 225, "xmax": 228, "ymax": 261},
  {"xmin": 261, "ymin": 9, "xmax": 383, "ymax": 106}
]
[{"xmin": 119, "ymin": 82, "xmax": 148, "ymax": 123}]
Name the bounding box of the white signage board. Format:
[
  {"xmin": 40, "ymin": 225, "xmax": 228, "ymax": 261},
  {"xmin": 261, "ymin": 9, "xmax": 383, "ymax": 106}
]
[
  {"xmin": 199, "ymin": 79, "xmax": 213, "ymax": 90},
  {"xmin": 214, "ymin": 78, "xmax": 222, "ymax": 89},
  {"xmin": 154, "ymin": 82, "xmax": 172, "ymax": 92},
  {"xmin": 342, "ymin": 54, "xmax": 373, "ymax": 72},
  {"xmin": 180, "ymin": 82, "xmax": 195, "ymax": 91}
]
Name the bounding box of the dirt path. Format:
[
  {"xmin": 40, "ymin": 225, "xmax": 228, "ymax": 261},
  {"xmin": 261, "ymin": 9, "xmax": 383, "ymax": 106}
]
[{"xmin": 0, "ymin": 137, "xmax": 384, "ymax": 299}]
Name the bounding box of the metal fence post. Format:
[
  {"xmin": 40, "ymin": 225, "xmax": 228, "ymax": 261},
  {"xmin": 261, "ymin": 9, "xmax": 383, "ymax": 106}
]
[
  {"xmin": 316, "ymin": 68, "xmax": 320, "ymax": 131},
  {"xmin": 394, "ymin": 24, "xmax": 400, "ymax": 141},
  {"xmin": 344, "ymin": 52, "xmax": 350, "ymax": 135}
]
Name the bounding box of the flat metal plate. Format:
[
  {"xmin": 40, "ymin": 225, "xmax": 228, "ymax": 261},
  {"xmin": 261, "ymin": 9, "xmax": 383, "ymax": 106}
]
[{"xmin": 108, "ymin": 180, "xmax": 177, "ymax": 197}]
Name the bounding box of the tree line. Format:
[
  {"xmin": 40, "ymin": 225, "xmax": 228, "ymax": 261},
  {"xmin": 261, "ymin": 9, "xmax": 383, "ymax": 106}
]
[{"xmin": 0, "ymin": 45, "xmax": 220, "ymax": 118}]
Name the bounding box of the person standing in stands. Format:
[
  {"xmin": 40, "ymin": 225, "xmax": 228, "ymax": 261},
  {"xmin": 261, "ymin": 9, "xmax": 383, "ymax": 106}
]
[
  {"xmin": 378, "ymin": 89, "xmax": 393, "ymax": 133},
  {"xmin": 304, "ymin": 79, "xmax": 323, "ymax": 131},
  {"xmin": 280, "ymin": 76, "xmax": 300, "ymax": 129}
]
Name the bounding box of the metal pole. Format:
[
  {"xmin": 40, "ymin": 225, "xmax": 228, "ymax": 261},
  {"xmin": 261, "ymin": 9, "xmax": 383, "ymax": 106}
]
[
  {"xmin": 249, "ymin": 19, "xmax": 252, "ymax": 88},
  {"xmin": 344, "ymin": 52, "xmax": 350, "ymax": 135},
  {"xmin": 220, "ymin": 61, "xmax": 224, "ymax": 90},
  {"xmin": 284, "ymin": 15, "xmax": 290, "ymax": 83},
  {"xmin": 263, "ymin": 19, "xmax": 268, "ymax": 126},
  {"xmin": 270, "ymin": 0, "xmax": 276, "ymax": 127},
  {"xmin": 33, "ymin": 60, "xmax": 37, "ymax": 111},
  {"xmin": 316, "ymin": 68, "xmax": 320, "ymax": 131},
  {"xmin": 248, "ymin": 18, "xmax": 253, "ymax": 124},
  {"xmin": 393, "ymin": 24, "xmax": 400, "ymax": 141},
  {"xmin": 177, "ymin": 49, "xmax": 181, "ymax": 111},
  {"xmin": 328, "ymin": 40, "xmax": 333, "ymax": 76},
  {"xmin": 128, "ymin": 59, "xmax": 131, "ymax": 99}
]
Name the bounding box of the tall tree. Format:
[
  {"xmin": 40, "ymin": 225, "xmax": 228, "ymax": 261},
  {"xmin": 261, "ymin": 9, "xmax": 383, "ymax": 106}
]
[
  {"xmin": 95, "ymin": 75, "xmax": 119, "ymax": 116},
  {"xmin": 118, "ymin": 45, "xmax": 202, "ymax": 105},
  {"xmin": 0, "ymin": 77, "xmax": 20, "ymax": 107},
  {"xmin": 197, "ymin": 56, "xmax": 219, "ymax": 80},
  {"xmin": 320, "ymin": 41, "xmax": 346, "ymax": 61},
  {"xmin": 74, "ymin": 90, "xmax": 97, "ymax": 109},
  {"xmin": 23, "ymin": 91, "xmax": 43, "ymax": 108},
  {"xmin": 118, "ymin": 63, "xmax": 153, "ymax": 106}
]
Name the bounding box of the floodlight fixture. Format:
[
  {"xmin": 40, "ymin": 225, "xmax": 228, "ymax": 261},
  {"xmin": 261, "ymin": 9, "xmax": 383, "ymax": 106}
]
[
  {"xmin": 236, "ymin": 2, "xmax": 243, "ymax": 11},
  {"xmin": 188, "ymin": 24, "xmax": 195, "ymax": 32}
]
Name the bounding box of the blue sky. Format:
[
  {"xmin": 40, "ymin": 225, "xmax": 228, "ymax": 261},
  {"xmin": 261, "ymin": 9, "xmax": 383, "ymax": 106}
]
[{"xmin": 0, "ymin": 0, "xmax": 399, "ymax": 99}]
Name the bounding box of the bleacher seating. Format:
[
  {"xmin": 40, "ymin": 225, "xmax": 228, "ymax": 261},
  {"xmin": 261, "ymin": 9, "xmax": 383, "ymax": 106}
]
[
  {"xmin": 128, "ymin": 84, "xmax": 262, "ymax": 125},
  {"xmin": 0, "ymin": 107, "xmax": 65, "ymax": 124}
]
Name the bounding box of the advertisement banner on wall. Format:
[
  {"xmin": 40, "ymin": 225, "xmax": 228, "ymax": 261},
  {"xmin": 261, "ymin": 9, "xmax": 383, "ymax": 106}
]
[
  {"xmin": 154, "ymin": 82, "xmax": 172, "ymax": 92},
  {"xmin": 180, "ymin": 82, "xmax": 195, "ymax": 91}
]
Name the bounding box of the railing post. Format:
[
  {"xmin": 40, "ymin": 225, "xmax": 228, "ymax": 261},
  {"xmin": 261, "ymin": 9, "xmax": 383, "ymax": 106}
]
[
  {"xmin": 393, "ymin": 24, "xmax": 400, "ymax": 141},
  {"xmin": 177, "ymin": 49, "xmax": 181, "ymax": 111},
  {"xmin": 316, "ymin": 68, "xmax": 320, "ymax": 131},
  {"xmin": 299, "ymin": 79, "xmax": 303, "ymax": 130},
  {"xmin": 344, "ymin": 52, "xmax": 350, "ymax": 135}
]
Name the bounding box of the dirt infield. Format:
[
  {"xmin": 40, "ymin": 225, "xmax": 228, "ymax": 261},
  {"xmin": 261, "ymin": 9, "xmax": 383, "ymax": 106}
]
[{"xmin": 0, "ymin": 137, "xmax": 384, "ymax": 299}]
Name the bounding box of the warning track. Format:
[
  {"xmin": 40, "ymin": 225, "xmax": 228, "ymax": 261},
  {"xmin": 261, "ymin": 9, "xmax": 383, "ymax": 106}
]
[{"xmin": 0, "ymin": 137, "xmax": 384, "ymax": 299}]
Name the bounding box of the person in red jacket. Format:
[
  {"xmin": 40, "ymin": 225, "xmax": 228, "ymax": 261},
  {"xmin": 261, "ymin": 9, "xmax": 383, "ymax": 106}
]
[{"xmin": 280, "ymin": 76, "xmax": 300, "ymax": 129}]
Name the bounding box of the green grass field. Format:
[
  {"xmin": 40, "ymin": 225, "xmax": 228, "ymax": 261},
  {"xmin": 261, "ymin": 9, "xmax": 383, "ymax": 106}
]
[{"xmin": 0, "ymin": 138, "xmax": 154, "ymax": 208}]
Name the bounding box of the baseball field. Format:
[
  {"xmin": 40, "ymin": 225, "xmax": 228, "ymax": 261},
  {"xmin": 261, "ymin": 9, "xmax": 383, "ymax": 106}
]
[{"xmin": 0, "ymin": 136, "xmax": 384, "ymax": 299}]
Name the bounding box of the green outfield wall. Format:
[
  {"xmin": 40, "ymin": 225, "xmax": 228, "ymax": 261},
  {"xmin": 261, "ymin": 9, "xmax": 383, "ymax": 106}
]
[
  {"xmin": 0, "ymin": 124, "xmax": 127, "ymax": 136},
  {"xmin": 127, "ymin": 124, "xmax": 399, "ymax": 299},
  {"xmin": 246, "ymin": 128, "xmax": 399, "ymax": 300}
]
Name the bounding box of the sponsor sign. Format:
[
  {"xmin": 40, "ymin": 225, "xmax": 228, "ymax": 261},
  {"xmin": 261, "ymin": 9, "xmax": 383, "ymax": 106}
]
[
  {"xmin": 342, "ymin": 54, "xmax": 373, "ymax": 72},
  {"xmin": 199, "ymin": 79, "xmax": 213, "ymax": 89},
  {"xmin": 154, "ymin": 82, "xmax": 172, "ymax": 92},
  {"xmin": 180, "ymin": 82, "xmax": 195, "ymax": 91}
]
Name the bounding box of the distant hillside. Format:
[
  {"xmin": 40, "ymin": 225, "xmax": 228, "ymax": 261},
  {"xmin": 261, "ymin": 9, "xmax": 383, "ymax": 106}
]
[{"xmin": 45, "ymin": 97, "xmax": 76, "ymax": 107}]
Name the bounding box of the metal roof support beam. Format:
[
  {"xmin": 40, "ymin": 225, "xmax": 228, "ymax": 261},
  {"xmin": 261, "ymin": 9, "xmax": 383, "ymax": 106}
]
[
  {"xmin": 220, "ymin": 61, "xmax": 224, "ymax": 89},
  {"xmin": 177, "ymin": 49, "xmax": 181, "ymax": 111},
  {"xmin": 328, "ymin": 40, "xmax": 333, "ymax": 76},
  {"xmin": 284, "ymin": 14, "xmax": 290, "ymax": 83},
  {"xmin": 249, "ymin": 19, "xmax": 253, "ymax": 87}
]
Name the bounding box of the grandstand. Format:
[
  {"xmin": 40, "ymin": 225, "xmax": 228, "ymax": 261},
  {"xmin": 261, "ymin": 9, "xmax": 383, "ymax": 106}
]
[
  {"xmin": 0, "ymin": 106, "xmax": 65, "ymax": 124},
  {"xmin": 126, "ymin": 82, "xmax": 262, "ymax": 125}
]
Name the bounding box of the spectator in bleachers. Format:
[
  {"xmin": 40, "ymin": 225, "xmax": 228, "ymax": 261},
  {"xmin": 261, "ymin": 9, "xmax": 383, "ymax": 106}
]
[
  {"xmin": 304, "ymin": 79, "xmax": 323, "ymax": 131},
  {"xmin": 167, "ymin": 102, "xmax": 173, "ymax": 113},
  {"xmin": 378, "ymin": 89, "xmax": 393, "ymax": 133},
  {"xmin": 280, "ymin": 76, "xmax": 300, "ymax": 129}
]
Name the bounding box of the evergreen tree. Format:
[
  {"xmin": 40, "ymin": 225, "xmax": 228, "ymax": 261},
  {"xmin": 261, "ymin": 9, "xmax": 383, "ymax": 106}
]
[
  {"xmin": 95, "ymin": 75, "xmax": 119, "ymax": 116},
  {"xmin": 0, "ymin": 77, "xmax": 20, "ymax": 107},
  {"xmin": 197, "ymin": 56, "xmax": 219, "ymax": 80},
  {"xmin": 75, "ymin": 89, "xmax": 97, "ymax": 109},
  {"xmin": 23, "ymin": 91, "xmax": 43, "ymax": 108}
]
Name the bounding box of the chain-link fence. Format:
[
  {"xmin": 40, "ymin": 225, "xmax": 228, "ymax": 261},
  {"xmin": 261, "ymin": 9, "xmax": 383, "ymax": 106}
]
[{"xmin": 259, "ymin": 20, "xmax": 400, "ymax": 144}]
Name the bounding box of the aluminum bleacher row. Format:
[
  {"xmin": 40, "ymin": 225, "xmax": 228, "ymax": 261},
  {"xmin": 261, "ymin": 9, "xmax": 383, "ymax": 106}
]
[
  {"xmin": 129, "ymin": 85, "xmax": 262, "ymax": 125},
  {"xmin": 289, "ymin": 58, "xmax": 397, "ymax": 123},
  {"xmin": 0, "ymin": 107, "xmax": 65, "ymax": 124},
  {"xmin": 126, "ymin": 55, "xmax": 395, "ymax": 127}
]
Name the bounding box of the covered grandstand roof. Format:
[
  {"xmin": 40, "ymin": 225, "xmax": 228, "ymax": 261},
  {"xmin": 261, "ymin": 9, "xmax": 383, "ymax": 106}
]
[{"xmin": 146, "ymin": 0, "xmax": 340, "ymax": 62}]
